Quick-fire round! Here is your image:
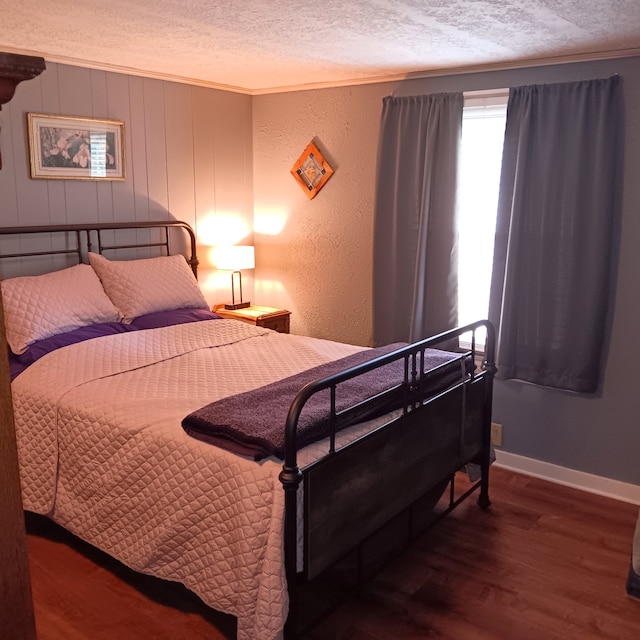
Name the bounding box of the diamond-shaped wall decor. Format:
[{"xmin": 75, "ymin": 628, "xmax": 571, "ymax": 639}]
[{"xmin": 290, "ymin": 141, "xmax": 334, "ymax": 199}]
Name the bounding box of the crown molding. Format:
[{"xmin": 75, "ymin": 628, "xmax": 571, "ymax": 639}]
[
  {"xmin": 253, "ymin": 47, "xmax": 640, "ymax": 95},
  {"xmin": 0, "ymin": 46, "xmax": 252, "ymax": 95},
  {"xmin": 1, "ymin": 45, "xmax": 639, "ymax": 96}
]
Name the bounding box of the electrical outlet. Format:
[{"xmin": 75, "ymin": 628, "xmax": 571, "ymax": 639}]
[{"xmin": 491, "ymin": 422, "xmax": 503, "ymax": 447}]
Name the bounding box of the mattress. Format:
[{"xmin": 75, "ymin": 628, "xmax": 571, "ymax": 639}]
[{"xmin": 13, "ymin": 319, "xmax": 366, "ymax": 640}]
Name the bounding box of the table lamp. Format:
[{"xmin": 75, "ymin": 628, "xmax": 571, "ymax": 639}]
[{"xmin": 212, "ymin": 245, "xmax": 255, "ymax": 310}]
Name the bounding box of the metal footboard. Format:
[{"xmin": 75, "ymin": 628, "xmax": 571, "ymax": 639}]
[{"xmin": 281, "ymin": 320, "xmax": 496, "ymax": 637}]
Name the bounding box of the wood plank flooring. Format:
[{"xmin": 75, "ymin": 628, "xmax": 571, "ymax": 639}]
[{"xmin": 25, "ymin": 467, "xmax": 640, "ymax": 639}]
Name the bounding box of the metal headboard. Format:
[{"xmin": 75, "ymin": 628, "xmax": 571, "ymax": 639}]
[{"xmin": 0, "ymin": 220, "xmax": 199, "ymax": 277}]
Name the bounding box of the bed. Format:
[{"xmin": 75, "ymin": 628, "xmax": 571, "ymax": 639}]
[{"xmin": 1, "ymin": 220, "xmax": 496, "ymax": 639}]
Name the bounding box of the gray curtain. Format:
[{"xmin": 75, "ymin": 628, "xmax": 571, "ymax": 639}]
[
  {"xmin": 372, "ymin": 92, "xmax": 463, "ymax": 345},
  {"xmin": 489, "ymin": 76, "xmax": 623, "ymax": 393}
]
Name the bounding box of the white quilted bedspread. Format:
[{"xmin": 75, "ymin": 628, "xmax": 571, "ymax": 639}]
[{"xmin": 12, "ymin": 320, "xmax": 364, "ymax": 640}]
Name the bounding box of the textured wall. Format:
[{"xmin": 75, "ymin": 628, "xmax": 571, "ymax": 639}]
[
  {"xmin": 0, "ymin": 62, "xmax": 253, "ymax": 304},
  {"xmin": 253, "ymin": 85, "xmax": 389, "ymax": 346},
  {"xmin": 254, "ymin": 57, "xmax": 640, "ymax": 486}
]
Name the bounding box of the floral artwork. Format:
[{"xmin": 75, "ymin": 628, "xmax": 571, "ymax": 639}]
[
  {"xmin": 27, "ymin": 113, "xmax": 125, "ymax": 180},
  {"xmin": 39, "ymin": 128, "xmax": 115, "ymax": 169}
]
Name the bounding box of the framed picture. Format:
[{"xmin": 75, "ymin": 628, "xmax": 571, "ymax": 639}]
[
  {"xmin": 290, "ymin": 141, "xmax": 334, "ymax": 199},
  {"xmin": 27, "ymin": 113, "xmax": 125, "ymax": 180}
]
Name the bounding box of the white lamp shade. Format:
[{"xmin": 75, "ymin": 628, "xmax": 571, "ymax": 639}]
[{"xmin": 211, "ymin": 245, "xmax": 255, "ymax": 271}]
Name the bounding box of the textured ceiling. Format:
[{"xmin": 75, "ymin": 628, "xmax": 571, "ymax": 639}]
[{"xmin": 1, "ymin": 0, "xmax": 640, "ymax": 93}]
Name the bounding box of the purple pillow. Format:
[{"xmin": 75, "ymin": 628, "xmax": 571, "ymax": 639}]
[
  {"xmin": 9, "ymin": 310, "xmax": 222, "ymax": 380},
  {"xmin": 9, "ymin": 354, "xmax": 28, "ymax": 380},
  {"xmin": 11, "ymin": 322, "xmax": 136, "ymax": 378},
  {"xmin": 130, "ymin": 308, "xmax": 221, "ymax": 330}
]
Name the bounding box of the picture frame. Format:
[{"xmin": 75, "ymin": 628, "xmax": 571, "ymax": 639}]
[
  {"xmin": 290, "ymin": 141, "xmax": 334, "ymax": 199},
  {"xmin": 27, "ymin": 113, "xmax": 125, "ymax": 180}
]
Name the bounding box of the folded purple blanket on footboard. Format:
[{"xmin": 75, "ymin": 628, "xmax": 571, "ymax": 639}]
[{"xmin": 182, "ymin": 344, "xmax": 471, "ymax": 460}]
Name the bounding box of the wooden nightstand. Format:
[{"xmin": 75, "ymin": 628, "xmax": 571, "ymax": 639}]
[{"xmin": 213, "ymin": 304, "xmax": 291, "ymax": 334}]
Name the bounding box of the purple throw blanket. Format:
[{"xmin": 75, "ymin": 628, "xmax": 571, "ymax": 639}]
[{"xmin": 182, "ymin": 344, "xmax": 470, "ymax": 461}]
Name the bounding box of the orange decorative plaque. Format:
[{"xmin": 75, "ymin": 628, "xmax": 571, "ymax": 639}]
[{"xmin": 290, "ymin": 141, "xmax": 334, "ymax": 199}]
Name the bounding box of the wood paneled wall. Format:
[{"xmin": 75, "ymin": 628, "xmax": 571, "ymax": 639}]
[{"xmin": 0, "ymin": 62, "xmax": 253, "ymax": 301}]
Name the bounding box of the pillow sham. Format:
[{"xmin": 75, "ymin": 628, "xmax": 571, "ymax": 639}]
[
  {"xmin": 130, "ymin": 308, "xmax": 221, "ymax": 329},
  {"xmin": 1, "ymin": 263, "xmax": 121, "ymax": 355},
  {"xmin": 89, "ymin": 252, "xmax": 209, "ymax": 322}
]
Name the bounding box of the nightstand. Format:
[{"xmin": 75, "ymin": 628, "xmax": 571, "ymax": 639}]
[{"xmin": 214, "ymin": 304, "xmax": 291, "ymax": 334}]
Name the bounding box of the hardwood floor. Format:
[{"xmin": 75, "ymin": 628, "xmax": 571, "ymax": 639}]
[{"xmin": 26, "ymin": 467, "xmax": 640, "ymax": 639}]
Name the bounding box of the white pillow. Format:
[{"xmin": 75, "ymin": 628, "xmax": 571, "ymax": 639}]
[
  {"xmin": 88, "ymin": 252, "xmax": 208, "ymax": 322},
  {"xmin": 1, "ymin": 263, "xmax": 121, "ymax": 355}
]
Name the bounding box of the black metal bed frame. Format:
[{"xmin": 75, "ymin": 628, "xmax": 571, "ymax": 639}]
[
  {"xmin": 281, "ymin": 320, "xmax": 495, "ymax": 637},
  {"xmin": 0, "ymin": 220, "xmax": 199, "ymax": 276},
  {"xmin": 0, "ymin": 220, "xmax": 496, "ymax": 639}
]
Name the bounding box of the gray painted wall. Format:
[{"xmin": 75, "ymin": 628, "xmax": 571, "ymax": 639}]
[
  {"xmin": 0, "ymin": 62, "xmax": 254, "ymax": 302},
  {"xmin": 254, "ymin": 56, "xmax": 640, "ymax": 486}
]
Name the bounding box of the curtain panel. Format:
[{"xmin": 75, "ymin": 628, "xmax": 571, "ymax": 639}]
[
  {"xmin": 372, "ymin": 92, "xmax": 463, "ymax": 345},
  {"xmin": 489, "ymin": 76, "xmax": 624, "ymax": 393}
]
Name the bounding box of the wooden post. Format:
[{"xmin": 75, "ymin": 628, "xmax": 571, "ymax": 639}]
[{"xmin": 0, "ymin": 285, "xmax": 37, "ymax": 639}]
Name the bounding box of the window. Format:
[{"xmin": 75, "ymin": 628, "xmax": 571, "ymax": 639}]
[{"xmin": 457, "ymin": 91, "xmax": 508, "ymax": 349}]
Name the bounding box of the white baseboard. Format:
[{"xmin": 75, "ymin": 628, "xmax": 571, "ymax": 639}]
[{"xmin": 494, "ymin": 450, "xmax": 640, "ymax": 506}]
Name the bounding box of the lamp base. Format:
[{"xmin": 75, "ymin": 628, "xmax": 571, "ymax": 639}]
[{"xmin": 224, "ymin": 301, "xmax": 251, "ymax": 310}]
